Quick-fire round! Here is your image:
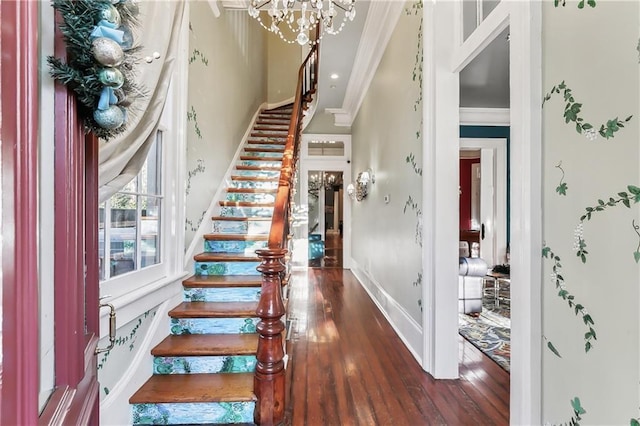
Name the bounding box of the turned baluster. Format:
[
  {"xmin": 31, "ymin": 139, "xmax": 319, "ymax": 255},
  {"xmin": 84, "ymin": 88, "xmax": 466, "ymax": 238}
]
[{"xmin": 254, "ymin": 248, "xmax": 287, "ymax": 426}]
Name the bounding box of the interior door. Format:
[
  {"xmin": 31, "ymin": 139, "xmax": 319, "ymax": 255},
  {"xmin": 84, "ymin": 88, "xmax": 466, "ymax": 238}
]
[{"xmin": 479, "ymin": 148, "xmax": 496, "ymax": 266}]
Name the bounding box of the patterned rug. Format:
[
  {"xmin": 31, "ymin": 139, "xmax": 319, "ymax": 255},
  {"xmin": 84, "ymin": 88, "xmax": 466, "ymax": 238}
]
[{"xmin": 459, "ymin": 308, "xmax": 511, "ymax": 372}]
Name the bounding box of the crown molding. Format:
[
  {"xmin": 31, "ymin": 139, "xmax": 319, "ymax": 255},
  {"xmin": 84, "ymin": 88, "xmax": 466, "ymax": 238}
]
[
  {"xmin": 329, "ymin": 0, "xmax": 405, "ymax": 127},
  {"xmin": 220, "ymin": 0, "xmax": 248, "ymax": 9},
  {"xmin": 459, "ymin": 107, "xmax": 510, "ymax": 126},
  {"xmin": 325, "ymin": 108, "xmax": 352, "ymax": 127}
]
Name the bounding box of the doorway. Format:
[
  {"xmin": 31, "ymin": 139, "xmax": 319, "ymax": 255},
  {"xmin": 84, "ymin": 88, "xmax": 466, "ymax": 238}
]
[
  {"xmin": 295, "ymin": 134, "xmax": 352, "ymax": 270},
  {"xmin": 307, "ymin": 170, "xmax": 344, "ymax": 267},
  {"xmin": 423, "ymin": 1, "xmax": 542, "ymax": 423}
]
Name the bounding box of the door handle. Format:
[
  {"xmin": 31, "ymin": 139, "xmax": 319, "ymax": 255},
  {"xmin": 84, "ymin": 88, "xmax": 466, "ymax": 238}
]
[
  {"xmin": 481, "ymin": 223, "xmax": 485, "ymax": 240},
  {"xmin": 95, "ymin": 303, "xmax": 117, "ymax": 354}
]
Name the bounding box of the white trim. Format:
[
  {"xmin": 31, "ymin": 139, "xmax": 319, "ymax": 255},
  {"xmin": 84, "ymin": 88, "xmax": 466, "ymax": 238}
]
[
  {"xmin": 422, "ymin": 0, "xmax": 460, "ymax": 379},
  {"xmin": 208, "ymin": 0, "xmax": 221, "ymax": 17},
  {"xmin": 299, "ymin": 133, "xmax": 352, "ymax": 269},
  {"xmin": 220, "ymin": 0, "xmax": 248, "ymax": 9},
  {"xmin": 99, "ymin": 294, "xmax": 182, "ymax": 425},
  {"xmin": 460, "ymin": 138, "xmax": 508, "ymax": 268},
  {"xmin": 99, "ymin": 272, "xmax": 186, "ymax": 339},
  {"xmin": 508, "ymin": 2, "xmax": 542, "ymax": 424},
  {"xmin": 459, "ymin": 107, "xmax": 510, "ymax": 126},
  {"xmin": 328, "ymin": 1, "xmax": 404, "ymax": 127},
  {"xmin": 324, "ymin": 108, "xmax": 352, "ymax": 127},
  {"xmin": 183, "ymin": 103, "xmax": 267, "ymax": 268},
  {"xmin": 350, "ymin": 260, "xmax": 423, "ymax": 365},
  {"xmin": 266, "ymin": 96, "xmax": 295, "ymax": 110},
  {"xmin": 451, "ymin": 0, "xmax": 510, "ymax": 73},
  {"xmin": 428, "ymin": 0, "xmax": 543, "ymax": 423},
  {"xmin": 99, "ymin": 8, "xmax": 190, "ymax": 302}
]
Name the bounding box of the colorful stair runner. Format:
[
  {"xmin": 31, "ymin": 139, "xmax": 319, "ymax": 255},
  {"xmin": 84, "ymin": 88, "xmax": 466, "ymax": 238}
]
[{"xmin": 129, "ymin": 106, "xmax": 292, "ymax": 425}]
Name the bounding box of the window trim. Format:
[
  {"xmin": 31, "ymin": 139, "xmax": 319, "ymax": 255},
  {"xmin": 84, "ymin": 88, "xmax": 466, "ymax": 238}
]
[{"xmin": 99, "ymin": 70, "xmax": 188, "ymax": 301}]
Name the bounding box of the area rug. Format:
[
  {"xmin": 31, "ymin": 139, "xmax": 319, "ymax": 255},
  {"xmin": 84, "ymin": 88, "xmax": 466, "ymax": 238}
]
[{"xmin": 459, "ymin": 309, "xmax": 511, "ymax": 372}]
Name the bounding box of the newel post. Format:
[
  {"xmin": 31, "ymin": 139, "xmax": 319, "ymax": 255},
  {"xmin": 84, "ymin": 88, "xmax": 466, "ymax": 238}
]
[{"xmin": 254, "ymin": 248, "xmax": 287, "ymax": 426}]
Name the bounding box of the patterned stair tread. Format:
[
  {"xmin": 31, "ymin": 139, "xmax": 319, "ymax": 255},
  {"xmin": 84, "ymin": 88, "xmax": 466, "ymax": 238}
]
[
  {"xmin": 244, "ymin": 143, "xmax": 286, "ymax": 150},
  {"xmin": 129, "ymin": 373, "xmax": 256, "ymax": 404},
  {"xmin": 211, "ymin": 216, "xmax": 271, "ymax": 222},
  {"xmin": 228, "ymin": 181, "xmax": 278, "ymax": 190},
  {"xmin": 244, "ymin": 147, "xmax": 285, "ymax": 153},
  {"xmin": 226, "ymin": 188, "xmax": 277, "ymax": 194},
  {"xmin": 250, "ymin": 133, "xmax": 287, "ymax": 138},
  {"xmin": 230, "ymin": 175, "xmax": 279, "ymax": 182},
  {"xmin": 154, "ymin": 354, "xmax": 256, "ymax": 375},
  {"xmin": 183, "ymin": 275, "xmax": 262, "ymax": 288},
  {"xmin": 194, "ymin": 252, "xmax": 260, "ymax": 262},
  {"xmin": 247, "ymin": 139, "xmax": 286, "ymax": 145},
  {"xmin": 253, "ymin": 125, "xmax": 288, "ymax": 131},
  {"xmin": 235, "ymin": 165, "xmax": 281, "ymax": 171},
  {"xmin": 239, "ymin": 155, "xmax": 283, "ymax": 161},
  {"xmin": 168, "ymin": 302, "xmax": 259, "ymax": 318},
  {"xmin": 239, "ymin": 161, "xmax": 281, "ymax": 168},
  {"xmin": 152, "ymin": 334, "xmax": 258, "ymax": 357},
  {"xmin": 204, "ymin": 234, "xmax": 268, "ymax": 241},
  {"xmin": 259, "ymin": 113, "xmax": 291, "ymax": 118},
  {"xmin": 218, "ymin": 201, "xmax": 274, "ymax": 207},
  {"xmin": 224, "ymin": 193, "xmax": 276, "ymax": 203},
  {"xmin": 131, "ymin": 401, "xmax": 255, "ymax": 425}
]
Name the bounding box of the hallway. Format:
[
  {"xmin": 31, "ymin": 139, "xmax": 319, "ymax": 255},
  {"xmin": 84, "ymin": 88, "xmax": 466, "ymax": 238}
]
[{"xmin": 286, "ymin": 268, "xmax": 509, "ymax": 425}]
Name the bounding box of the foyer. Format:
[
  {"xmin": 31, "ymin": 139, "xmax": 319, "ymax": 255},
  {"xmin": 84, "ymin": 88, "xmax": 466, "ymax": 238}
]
[{"xmin": 287, "ymin": 268, "xmax": 510, "ymax": 425}]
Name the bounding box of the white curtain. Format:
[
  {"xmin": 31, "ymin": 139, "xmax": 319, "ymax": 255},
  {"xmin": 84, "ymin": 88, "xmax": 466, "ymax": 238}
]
[{"xmin": 98, "ymin": 1, "xmax": 186, "ymax": 203}]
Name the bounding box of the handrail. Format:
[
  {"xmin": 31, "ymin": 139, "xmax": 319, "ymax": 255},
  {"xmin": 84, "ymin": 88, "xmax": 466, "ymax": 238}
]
[{"xmin": 253, "ymin": 42, "xmax": 320, "ymax": 426}]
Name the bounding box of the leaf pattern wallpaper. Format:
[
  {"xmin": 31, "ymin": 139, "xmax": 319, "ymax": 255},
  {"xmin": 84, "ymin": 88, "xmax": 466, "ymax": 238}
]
[
  {"xmin": 542, "ymin": 1, "xmax": 639, "ymax": 423},
  {"xmin": 184, "ymin": 4, "xmax": 267, "ymax": 249}
]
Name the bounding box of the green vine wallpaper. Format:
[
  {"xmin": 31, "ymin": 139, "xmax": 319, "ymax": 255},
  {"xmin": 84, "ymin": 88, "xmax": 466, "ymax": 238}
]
[
  {"xmin": 97, "ymin": 308, "xmax": 157, "ymax": 399},
  {"xmin": 542, "ymin": 1, "xmax": 639, "ymax": 423},
  {"xmin": 404, "ymin": 0, "xmax": 423, "ymax": 312}
]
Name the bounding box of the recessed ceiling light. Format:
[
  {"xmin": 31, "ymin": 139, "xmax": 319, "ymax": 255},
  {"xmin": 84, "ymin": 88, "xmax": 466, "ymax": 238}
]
[
  {"xmin": 330, "ymin": 84, "xmax": 337, "ymax": 89},
  {"xmin": 330, "ymin": 73, "xmax": 339, "ymax": 80}
]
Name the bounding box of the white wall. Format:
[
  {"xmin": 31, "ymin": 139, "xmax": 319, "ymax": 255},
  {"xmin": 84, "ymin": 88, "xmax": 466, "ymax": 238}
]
[
  {"xmin": 350, "ymin": 1, "xmax": 424, "ymax": 359},
  {"xmin": 541, "ymin": 1, "xmax": 640, "ymax": 423},
  {"xmin": 185, "ymin": 6, "xmax": 268, "ymax": 248},
  {"xmin": 267, "ymin": 26, "xmax": 301, "ymax": 105}
]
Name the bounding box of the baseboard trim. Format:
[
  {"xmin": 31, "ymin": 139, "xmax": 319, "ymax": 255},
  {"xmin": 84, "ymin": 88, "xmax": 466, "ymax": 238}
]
[
  {"xmin": 266, "ymin": 97, "xmax": 294, "ymax": 110},
  {"xmin": 350, "ymin": 260, "xmax": 423, "ymax": 365}
]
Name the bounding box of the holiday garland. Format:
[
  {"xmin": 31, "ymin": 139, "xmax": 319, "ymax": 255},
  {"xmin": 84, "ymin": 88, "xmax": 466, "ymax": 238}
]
[{"xmin": 48, "ymin": 0, "xmax": 144, "ymax": 141}]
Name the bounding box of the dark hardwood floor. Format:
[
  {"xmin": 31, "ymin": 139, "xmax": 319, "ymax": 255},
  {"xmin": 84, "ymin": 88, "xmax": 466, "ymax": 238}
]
[{"xmin": 285, "ymin": 268, "xmax": 509, "ymax": 425}]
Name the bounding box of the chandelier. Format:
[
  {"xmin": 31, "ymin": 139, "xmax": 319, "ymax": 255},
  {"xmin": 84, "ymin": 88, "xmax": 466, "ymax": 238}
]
[
  {"xmin": 308, "ymin": 172, "xmax": 342, "ymax": 198},
  {"xmin": 248, "ymin": 0, "xmax": 356, "ymax": 45}
]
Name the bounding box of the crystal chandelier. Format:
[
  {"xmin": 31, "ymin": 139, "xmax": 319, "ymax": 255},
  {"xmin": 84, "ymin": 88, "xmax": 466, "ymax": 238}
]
[{"xmin": 248, "ymin": 0, "xmax": 356, "ymax": 45}]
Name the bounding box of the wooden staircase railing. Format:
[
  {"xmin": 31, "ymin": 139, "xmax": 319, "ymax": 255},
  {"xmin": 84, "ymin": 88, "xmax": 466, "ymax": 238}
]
[{"xmin": 253, "ymin": 44, "xmax": 319, "ymax": 425}]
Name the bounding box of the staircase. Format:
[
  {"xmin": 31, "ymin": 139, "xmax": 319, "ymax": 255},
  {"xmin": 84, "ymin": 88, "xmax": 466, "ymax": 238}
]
[{"xmin": 129, "ymin": 106, "xmax": 293, "ymax": 425}]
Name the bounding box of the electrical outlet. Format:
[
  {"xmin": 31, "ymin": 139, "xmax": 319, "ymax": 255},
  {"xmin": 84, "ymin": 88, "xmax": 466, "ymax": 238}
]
[{"xmin": 384, "ymin": 194, "xmax": 390, "ymax": 204}]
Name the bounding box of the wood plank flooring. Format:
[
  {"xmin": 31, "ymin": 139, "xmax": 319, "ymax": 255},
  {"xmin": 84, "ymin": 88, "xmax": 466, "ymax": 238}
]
[{"xmin": 285, "ymin": 268, "xmax": 509, "ymax": 425}]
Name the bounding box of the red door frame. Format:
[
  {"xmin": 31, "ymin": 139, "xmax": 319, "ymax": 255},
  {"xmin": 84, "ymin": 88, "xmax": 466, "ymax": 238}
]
[
  {"xmin": 1, "ymin": 2, "xmax": 100, "ymax": 423},
  {"xmin": 1, "ymin": 1, "xmax": 41, "ymax": 423}
]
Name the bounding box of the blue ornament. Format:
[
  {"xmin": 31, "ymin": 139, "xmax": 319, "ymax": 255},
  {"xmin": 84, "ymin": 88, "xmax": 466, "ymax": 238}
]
[
  {"xmin": 100, "ymin": 4, "xmax": 121, "ymax": 27},
  {"xmin": 98, "ymin": 68, "xmax": 124, "ymax": 89},
  {"xmin": 94, "ymin": 106, "xmax": 125, "ymax": 130},
  {"xmin": 120, "ymin": 25, "xmax": 134, "ymax": 50}
]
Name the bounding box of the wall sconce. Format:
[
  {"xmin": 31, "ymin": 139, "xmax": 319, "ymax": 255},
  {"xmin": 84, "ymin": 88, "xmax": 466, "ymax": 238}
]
[
  {"xmin": 356, "ymin": 169, "xmax": 372, "ymax": 201},
  {"xmin": 346, "ymin": 183, "xmax": 356, "ymax": 200}
]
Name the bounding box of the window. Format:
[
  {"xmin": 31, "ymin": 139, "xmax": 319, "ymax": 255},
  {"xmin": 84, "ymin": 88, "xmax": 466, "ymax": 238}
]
[{"xmin": 99, "ymin": 132, "xmax": 163, "ymax": 281}]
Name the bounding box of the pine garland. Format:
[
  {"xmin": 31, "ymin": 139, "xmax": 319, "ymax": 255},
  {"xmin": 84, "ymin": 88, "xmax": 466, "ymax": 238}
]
[{"xmin": 48, "ymin": 0, "xmax": 144, "ymax": 141}]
